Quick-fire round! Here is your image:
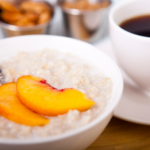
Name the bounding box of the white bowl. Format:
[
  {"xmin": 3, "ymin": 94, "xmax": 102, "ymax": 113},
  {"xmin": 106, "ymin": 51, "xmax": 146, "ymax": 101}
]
[{"xmin": 0, "ymin": 35, "xmax": 123, "ymax": 150}]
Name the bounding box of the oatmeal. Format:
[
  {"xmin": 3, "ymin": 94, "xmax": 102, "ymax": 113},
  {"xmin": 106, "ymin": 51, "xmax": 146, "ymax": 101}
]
[{"xmin": 0, "ymin": 49, "xmax": 112, "ymax": 139}]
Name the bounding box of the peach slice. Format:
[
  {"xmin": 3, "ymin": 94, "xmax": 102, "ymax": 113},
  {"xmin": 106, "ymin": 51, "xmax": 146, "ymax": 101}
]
[
  {"xmin": 0, "ymin": 83, "xmax": 49, "ymax": 126},
  {"xmin": 17, "ymin": 76, "xmax": 95, "ymax": 116}
]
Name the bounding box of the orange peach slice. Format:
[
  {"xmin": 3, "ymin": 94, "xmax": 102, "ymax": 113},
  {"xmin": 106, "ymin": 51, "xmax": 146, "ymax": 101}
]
[
  {"xmin": 17, "ymin": 76, "xmax": 95, "ymax": 116},
  {"xmin": 0, "ymin": 83, "xmax": 49, "ymax": 126}
]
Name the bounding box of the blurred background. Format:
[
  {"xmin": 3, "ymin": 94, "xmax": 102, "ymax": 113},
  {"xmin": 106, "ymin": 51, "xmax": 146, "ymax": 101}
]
[{"xmin": 0, "ymin": 0, "xmax": 124, "ymax": 43}]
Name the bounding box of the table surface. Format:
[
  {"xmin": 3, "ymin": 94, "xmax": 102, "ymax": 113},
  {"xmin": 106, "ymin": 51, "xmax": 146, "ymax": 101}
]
[{"xmin": 86, "ymin": 117, "xmax": 150, "ymax": 150}]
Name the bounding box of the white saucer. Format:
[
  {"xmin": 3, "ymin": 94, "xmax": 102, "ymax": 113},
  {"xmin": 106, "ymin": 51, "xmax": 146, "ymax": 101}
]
[{"xmin": 95, "ymin": 38, "xmax": 150, "ymax": 125}]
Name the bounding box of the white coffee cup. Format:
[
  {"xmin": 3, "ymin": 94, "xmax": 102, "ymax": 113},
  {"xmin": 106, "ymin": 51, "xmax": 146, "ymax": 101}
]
[{"xmin": 109, "ymin": 0, "xmax": 150, "ymax": 92}]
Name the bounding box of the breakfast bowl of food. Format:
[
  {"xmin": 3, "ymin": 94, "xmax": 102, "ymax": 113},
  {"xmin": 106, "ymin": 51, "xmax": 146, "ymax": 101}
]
[
  {"xmin": 0, "ymin": 35, "xmax": 123, "ymax": 150},
  {"xmin": 0, "ymin": 0, "xmax": 54, "ymax": 37}
]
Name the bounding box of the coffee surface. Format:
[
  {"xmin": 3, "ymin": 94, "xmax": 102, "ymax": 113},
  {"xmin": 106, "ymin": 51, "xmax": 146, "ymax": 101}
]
[{"xmin": 120, "ymin": 15, "xmax": 150, "ymax": 37}]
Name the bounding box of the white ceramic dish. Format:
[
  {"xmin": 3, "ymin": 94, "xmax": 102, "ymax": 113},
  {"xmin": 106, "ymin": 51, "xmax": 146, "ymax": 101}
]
[
  {"xmin": 96, "ymin": 38, "xmax": 150, "ymax": 125},
  {"xmin": 0, "ymin": 35, "xmax": 123, "ymax": 150},
  {"xmin": 109, "ymin": 0, "xmax": 150, "ymax": 92}
]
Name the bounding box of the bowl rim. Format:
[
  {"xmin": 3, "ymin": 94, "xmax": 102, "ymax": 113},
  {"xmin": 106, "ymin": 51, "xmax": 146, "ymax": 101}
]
[
  {"xmin": 57, "ymin": 0, "xmax": 111, "ymax": 15},
  {"xmin": 0, "ymin": 35, "xmax": 123, "ymax": 145}
]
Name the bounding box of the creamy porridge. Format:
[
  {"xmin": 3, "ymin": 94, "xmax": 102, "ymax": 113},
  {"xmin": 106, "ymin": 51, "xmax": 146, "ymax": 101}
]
[{"xmin": 0, "ymin": 49, "xmax": 113, "ymax": 139}]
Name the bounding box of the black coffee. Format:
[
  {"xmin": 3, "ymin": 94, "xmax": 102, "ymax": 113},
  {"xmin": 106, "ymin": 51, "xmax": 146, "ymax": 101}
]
[{"xmin": 120, "ymin": 15, "xmax": 150, "ymax": 37}]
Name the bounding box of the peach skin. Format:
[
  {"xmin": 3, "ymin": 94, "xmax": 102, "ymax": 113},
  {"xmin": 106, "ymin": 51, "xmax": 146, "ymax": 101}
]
[
  {"xmin": 0, "ymin": 82, "xmax": 49, "ymax": 126},
  {"xmin": 17, "ymin": 76, "xmax": 95, "ymax": 116}
]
